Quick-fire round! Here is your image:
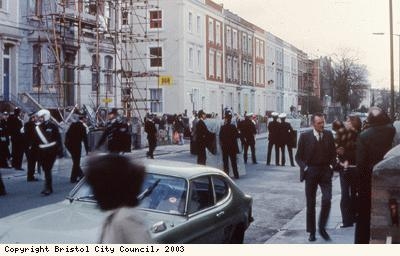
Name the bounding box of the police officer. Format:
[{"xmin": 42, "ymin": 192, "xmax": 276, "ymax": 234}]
[
  {"xmin": 65, "ymin": 114, "xmax": 89, "ymax": 183},
  {"xmin": 7, "ymin": 107, "xmax": 25, "ymax": 170},
  {"xmin": 0, "ymin": 112, "xmax": 11, "ymax": 168},
  {"xmin": 144, "ymin": 113, "xmax": 157, "ymax": 159},
  {"xmin": 238, "ymin": 113, "xmax": 257, "ymax": 164},
  {"xmin": 278, "ymin": 113, "xmax": 295, "ymax": 166},
  {"xmin": 24, "ymin": 112, "xmax": 40, "ymax": 182},
  {"xmin": 266, "ymin": 112, "xmax": 280, "ymax": 166},
  {"xmin": 95, "ymin": 108, "xmax": 131, "ymax": 154},
  {"xmin": 33, "ymin": 109, "xmax": 63, "ymax": 196},
  {"xmin": 219, "ymin": 110, "xmax": 240, "ymax": 179}
]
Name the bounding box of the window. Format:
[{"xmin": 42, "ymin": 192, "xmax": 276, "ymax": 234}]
[
  {"xmin": 35, "ymin": 0, "xmax": 42, "ymax": 16},
  {"xmin": 188, "ymin": 12, "xmax": 193, "ymax": 32},
  {"xmin": 208, "ymin": 18, "xmax": 214, "ymax": 42},
  {"xmin": 212, "ymin": 176, "xmax": 229, "ymax": 202},
  {"xmin": 216, "ymin": 52, "xmax": 222, "ymax": 79},
  {"xmin": 0, "ymin": 0, "xmax": 6, "ymax": 10},
  {"xmin": 150, "ymin": 88, "xmax": 163, "ymax": 113},
  {"xmin": 32, "ymin": 44, "xmax": 41, "ymax": 88},
  {"xmin": 122, "ymin": 8, "xmax": 129, "ymax": 25},
  {"xmin": 232, "ymin": 30, "xmax": 238, "ymax": 49},
  {"xmin": 208, "ymin": 50, "xmax": 215, "ymax": 77},
  {"xmin": 188, "ymin": 47, "xmax": 194, "ymax": 71},
  {"xmin": 226, "ymin": 27, "xmax": 231, "ymax": 49},
  {"xmin": 248, "ymin": 62, "xmax": 253, "ymax": 82},
  {"xmin": 91, "ymin": 55, "xmax": 99, "ymax": 91},
  {"xmin": 197, "ymin": 49, "xmax": 202, "ymax": 73},
  {"xmin": 260, "ymin": 41, "xmax": 264, "ymax": 59},
  {"xmin": 233, "ymin": 57, "xmax": 238, "ymax": 81},
  {"xmin": 83, "ymin": 0, "xmax": 96, "ymax": 15},
  {"xmin": 216, "ymin": 22, "xmax": 221, "ymax": 45},
  {"xmin": 188, "ymin": 177, "xmax": 213, "ymax": 214},
  {"xmin": 149, "ymin": 47, "xmax": 162, "ymax": 67},
  {"xmin": 149, "ymin": 10, "xmax": 162, "ymax": 29},
  {"xmin": 227, "ymin": 56, "xmax": 232, "ymax": 80},
  {"xmin": 256, "ymin": 39, "xmax": 260, "ymax": 58},
  {"xmin": 196, "ymin": 15, "xmax": 201, "ymax": 34},
  {"xmin": 242, "ymin": 33, "xmax": 247, "ymax": 52},
  {"xmin": 104, "ymin": 55, "xmax": 113, "ymax": 93},
  {"xmin": 242, "ymin": 61, "xmax": 247, "ymax": 83},
  {"xmin": 248, "ymin": 36, "xmax": 252, "ymax": 55}
]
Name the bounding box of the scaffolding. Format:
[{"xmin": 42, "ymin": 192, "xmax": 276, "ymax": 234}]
[{"xmin": 25, "ymin": 0, "xmax": 161, "ymax": 126}]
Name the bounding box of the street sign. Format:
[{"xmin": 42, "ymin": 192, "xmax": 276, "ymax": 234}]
[{"xmin": 102, "ymin": 98, "xmax": 112, "ymax": 103}]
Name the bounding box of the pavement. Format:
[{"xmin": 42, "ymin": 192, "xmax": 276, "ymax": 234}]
[{"xmin": 0, "ymin": 131, "xmax": 355, "ymax": 244}]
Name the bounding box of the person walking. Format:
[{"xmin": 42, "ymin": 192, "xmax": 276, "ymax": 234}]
[
  {"xmin": 144, "ymin": 113, "xmax": 157, "ymax": 159},
  {"xmin": 195, "ymin": 110, "xmax": 213, "ymax": 165},
  {"xmin": 7, "ymin": 107, "xmax": 25, "ymax": 170},
  {"xmin": 65, "ymin": 114, "xmax": 90, "ymax": 183},
  {"xmin": 85, "ymin": 154, "xmax": 152, "ymax": 243},
  {"xmin": 173, "ymin": 114, "xmax": 185, "ymax": 145},
  {"xmin": 266, "ymin": 112, "xmax": 280, "ymax": 165},
  {"xmin": 278, "ymin": 113, "xmax": 295, "ymax": 166},
  {"xmin": 332, "ymin": 115, "xmax": 362, "ymax": 229},
  {"xmin": 23, "ymin": 112, "xmax": 40, "ymax": 182},
  {"xmin": 355, "ymin": 107, "xmax": 395, "ymax": 244},
  {"xmin": 32, "ymin": 109, "xmax": 63, "ymax": 196},
  {"xmin": 238, "ymin": 113, "xmax": 257, "ymax": 164},
  {"xmin": 131, "ymin": 116, "xmax": 141, "ymax": 149},
  {"xmin": 295, "ymin": 113, "xmax": 336, "ymax": 242},
  {"xmin": 219, "ymin": 110, "xmax": 240, "ymax": 179}
]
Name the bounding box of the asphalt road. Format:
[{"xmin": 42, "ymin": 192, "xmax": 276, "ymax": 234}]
[{"xmin": 0, "ymin": 136, "xmax": 306, "ymax": 244}]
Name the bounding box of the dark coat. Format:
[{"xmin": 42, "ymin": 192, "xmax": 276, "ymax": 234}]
[
  {"xmin": 195, "ymin": 119, "xmax": 212, "ymax": 147},
  {"xmin": 65, "ymin": 121, "xmax": 89, "ymax": 156},
  {"xmin": 278, "ymin": 121, "xmax": 294, "ymax": 146},
  {"xmin": 295, "ymin": 129, "xmax": 336, "ymax": 182},
  {"xmin": 32, "ymin": 120, "xmax": 63, "ymax": 156},
  {"xmin": 267, "ymin": 119, "xmax": 280, "ymax": 144},
  {"xmin": 219, "ymin": 123, "xmax": 239, "ymax": 154},
  {"xmin": 238, "ymin": 118, "xmax": 256, "ymax": 145}
]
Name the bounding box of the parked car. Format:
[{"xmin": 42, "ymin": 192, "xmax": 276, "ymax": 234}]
[{"xmin": 0, "ymin": 159, "xmax": 253, "ymax": 243}]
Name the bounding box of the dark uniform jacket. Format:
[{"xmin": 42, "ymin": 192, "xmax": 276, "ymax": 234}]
[
  {"xmin": 268, "ymin": 120, "xmax": 280, "ymax": 144},
  {"xmin": 144, "ymin": 119, "xmax": 157, "ymax": 140},
  {"xmin": 65, "ymin": 121, "xmax": 89, "ymax": 155},
  {"xmin": 279, "ymin": 121, "xmax": 294, "ymax": 146},
  {"xmin": 238, "ymin": 118, "xmax": 256, "ymax": 145},
  {"xmin": 219, "ymin": 123, "xmax": 239, "ymax": 154},
  {"xmin": 96, "ymin": 118, "xmax": 131, "ymax": 153},
  {"xmin": 195, "ymin": 119, "xmax": 212, "ymax": 147},
  {"xmin": 33, "ymin": 121, "xmax": 63, "ymax": 156}
]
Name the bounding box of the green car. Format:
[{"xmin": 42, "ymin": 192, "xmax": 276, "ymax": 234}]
[{"xmin": 0, "ymin": 159, "xmax": 253, "ymax": 243}]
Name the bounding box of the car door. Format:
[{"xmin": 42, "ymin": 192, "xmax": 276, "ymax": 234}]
[{"xmin": 181, "ymin": 175, "xmax": 221, "ymax": 243}]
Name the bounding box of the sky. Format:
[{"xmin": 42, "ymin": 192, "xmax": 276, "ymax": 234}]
[{"xmin": 217, "ymin": 0, "xmax": 400, "ymax": 90}]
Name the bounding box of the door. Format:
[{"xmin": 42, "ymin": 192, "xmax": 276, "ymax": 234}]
[{"xmin": 3, "ymin": 56, "xmax": 10, "ymax": 101}]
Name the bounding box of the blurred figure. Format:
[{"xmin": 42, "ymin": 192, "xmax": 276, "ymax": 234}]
[
  {"xmin": 0, "ymin": 172, "xmax": 5, "ymax": 196},
  {"xmin": 144, "ymin": 113, "xmax": 157, "ymax": 159},
  {"xmin": 65, "ymin": 114, "xmax": 90, "ymax": 183},
  {"xmin": 7, "ymin": 107, "xmax": 25, "ymax": 170},
  {"xmin": 86, "ymin": 154, "xmax": 152, "ymax": 243},
  {"xmin": 238, "ymin": 113, "xmax": 257, "ymax": 164},
  {"xmin": 33, "ymin": 109, "xmax": 63, "ymax": 196},
  {"xmin": 0, "ymin": 112, "xmax": 11, "ymax": 168},
  {"xmin": 219, "ymin": 110, "xmax": 240, "ymax": 179},
  {"xmin": 355, "ymin": 107, "xmax": 395, "ymax": 244},
  {"xmin": 278, "ymin": 113, "xmax": 295, "ymax": 166},
  {"xmin": 266, "ymin": 112, "xmax": 280, "ymax": 166},
  {"xmin": 190, "ymin": 111, "xmax": 198, "ymax": 155},
  {"xmin": 131, "ymin": 116, "xmax": 142, "ymax": 149},
  {"xmin": 173, "ymin": 114, "xmax": 185, "ymax": 145},
  {"xmin": 23, "ymin": 112, "xmax": 40, "ymax": 182},
  {"xmin": 332, "ymin": 115, "xmax": 362, "ymax": 229}
]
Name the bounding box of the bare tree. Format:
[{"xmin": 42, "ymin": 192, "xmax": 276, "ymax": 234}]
[{"xmin": 331, "ymin": 50, "xmax": 369, "ymax": 116}]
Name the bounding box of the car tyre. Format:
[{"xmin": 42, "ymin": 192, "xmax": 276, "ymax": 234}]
[{"xmin": 230, "ymin": 224, "xmax": 245, "ymax": 244}]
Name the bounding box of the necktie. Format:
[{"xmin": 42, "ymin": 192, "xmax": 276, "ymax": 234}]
[{"xmin": 318, "ymin": 132, "xmax": 322, "ymax": 142}]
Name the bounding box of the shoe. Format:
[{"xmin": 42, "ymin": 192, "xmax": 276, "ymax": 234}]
[
  {"xmin": 319, "ymin": 229, "xmax": 331, "ymax": 241},
  {"xmin": 27, "ymin": 178, "xmax": 39, "ymax": 182},
  {"xmin": 340, "ymin": 224, "xmax": 353, "ymax": 228},
  {"xmin": 41, "ymin": 189, "xmax": 53, "ymax": 196},
  {"xmin": 308, "ymin": 233, "xmax": 316, "ymax": 242},
  {"xmin": 253, "ymin": 161, "xmax": 258, "ymax": 164}
]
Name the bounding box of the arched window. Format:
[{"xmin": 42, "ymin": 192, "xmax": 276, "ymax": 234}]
[{"xmin": 91, "ymin": 54, "xmax": 99, "ymax": 92}]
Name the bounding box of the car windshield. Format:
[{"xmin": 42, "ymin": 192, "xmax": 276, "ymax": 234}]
[{"xmin": 70, "ymin": 173, "xmax": 188, "ymax": 215}]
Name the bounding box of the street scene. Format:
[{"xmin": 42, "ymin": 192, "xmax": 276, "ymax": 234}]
[{"xmin": 1, "ymin": 0, "xmax": 400, "ymax": 246}]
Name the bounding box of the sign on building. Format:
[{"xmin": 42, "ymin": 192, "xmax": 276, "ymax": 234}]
[{"xmin": 159, "ymin": 75, "xmax": 173, "ymax": 86}]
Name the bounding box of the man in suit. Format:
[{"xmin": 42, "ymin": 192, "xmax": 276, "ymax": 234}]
[
  {"xmin": 266, "ymin": 112, "xmax": 280, "ymax": 165},
  {"xmin": 195, "ymin": 110, "xmax": 213, "ymax": 165},
  {"xmin": 355, "ymin": 107, "xmax": 395, "ymax": 243},
  {"xmin": 65, "ymin": 114, "xmax": 90, "ymax": 183},
  {"xmin": 23, "ymin": 112, "xmax": 40, "ymax": 182},
  {"xmin": 278, "ymin": 113, "xmax": 295, "ymax": 166},
  {"xmin": 144, "ymin": 113, "xmax": 157, "ymax": 159},
  {"xmin": 295, "ymin": 113, "xmax": 336, "ymax": 242},
  {"xmin": 7, "ymin": 107, "xmax": 25, "ymax": 170},
  {"xmin": 238, "ymin": 113, "xmax": 257, "ymax": 164},
  {"xmin": 219, "ymin": 110, "xmax": 240, "ymax": 179}
]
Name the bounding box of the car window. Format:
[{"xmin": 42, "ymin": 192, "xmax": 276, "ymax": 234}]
[
  {"xmin": 212, "ymin": 176, "xmax": 229, "ymax": 202},
  {"xmin": 138, "ymin": 173, "xmax": 187, "ymax": 215},
  {"xmin": 188, "ymin": 176, "xmax": 214, "ymax": 214}
]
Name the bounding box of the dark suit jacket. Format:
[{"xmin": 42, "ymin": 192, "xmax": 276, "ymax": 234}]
[
  {"xmin": 295, "ymin": 129, "xmax": 336, "ymax": 181},
  {"xmin": 65, "ymin": 121, "xmax": 89, "ymax": 155},
  {"xmin": 219, "ymin": 123, "xmax": 239, "ymax": 154}
]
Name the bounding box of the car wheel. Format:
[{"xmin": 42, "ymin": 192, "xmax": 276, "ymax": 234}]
[{"xmin": 230, "ymin": 224, "xmax": 245, "ymax": 244}]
